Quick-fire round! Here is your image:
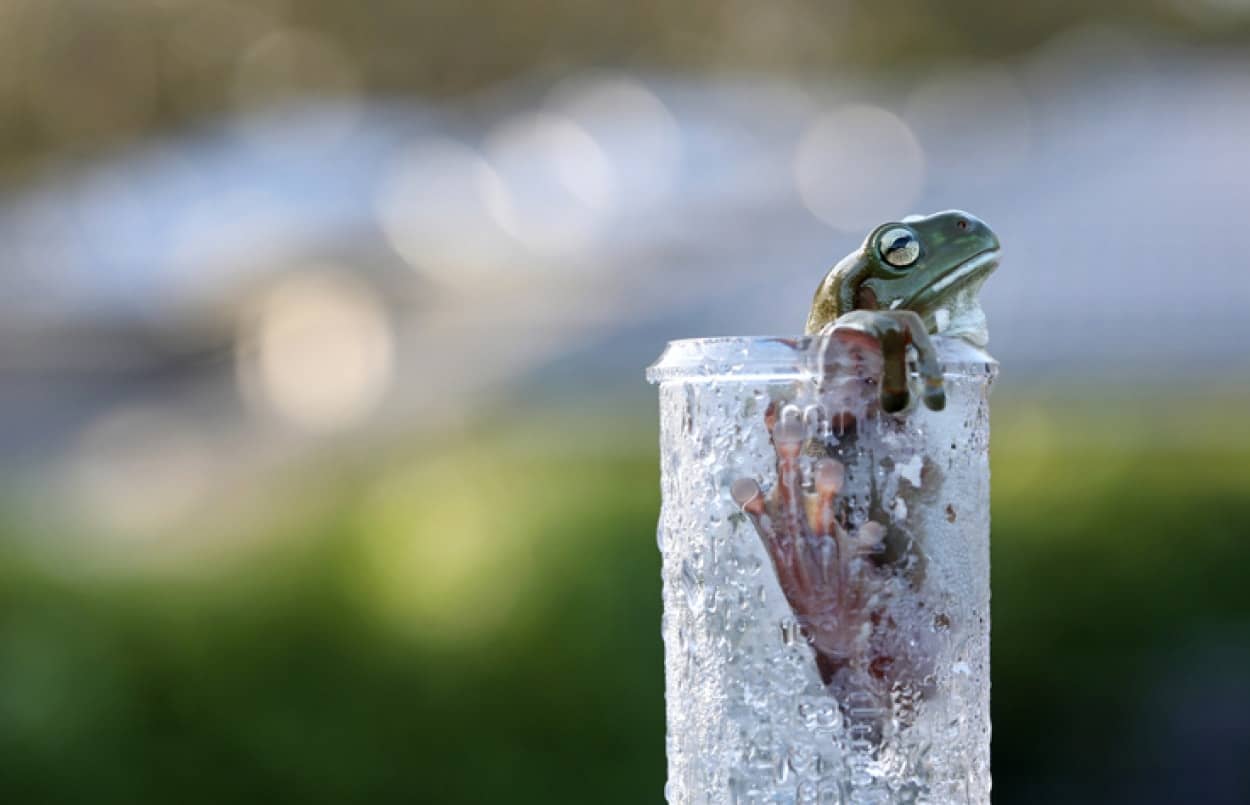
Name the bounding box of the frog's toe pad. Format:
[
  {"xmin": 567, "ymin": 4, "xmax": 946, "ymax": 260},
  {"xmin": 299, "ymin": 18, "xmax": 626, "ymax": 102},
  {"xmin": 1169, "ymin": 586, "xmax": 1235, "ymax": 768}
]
[
  {"xmin": 881, "ymin": 389, "xmax": 910, "ymax": 413},
  {"xmin": 923, "ymin": 385, "xmax": 946, "ymax": 411},
  {"xmin": 730, "ymin": 477, "xmax": 763, "ymax": 511}
]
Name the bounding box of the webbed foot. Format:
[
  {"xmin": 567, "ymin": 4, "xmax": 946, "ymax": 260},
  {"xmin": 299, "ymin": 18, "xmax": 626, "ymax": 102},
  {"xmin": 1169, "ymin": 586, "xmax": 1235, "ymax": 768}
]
[
  {"xmin": 730, "ymin": 407, "xmax": 888, "ymax": 683},
  {"xmin": 732, "ymin": 407, "xmax": 938, "ymax": 729}
]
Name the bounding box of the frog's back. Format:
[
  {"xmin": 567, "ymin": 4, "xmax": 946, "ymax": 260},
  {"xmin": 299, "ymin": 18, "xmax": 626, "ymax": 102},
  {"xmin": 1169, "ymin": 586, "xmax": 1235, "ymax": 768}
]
[{"xmin": 805, "ymin": 252, "xmax": 867, "ymax": 334}]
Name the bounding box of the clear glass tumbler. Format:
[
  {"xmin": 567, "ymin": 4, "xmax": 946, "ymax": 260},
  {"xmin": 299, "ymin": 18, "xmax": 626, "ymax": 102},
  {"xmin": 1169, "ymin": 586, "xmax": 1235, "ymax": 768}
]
[{"xmin": 647, "ymin": 335, "xmax": 996, "ymax": 804}]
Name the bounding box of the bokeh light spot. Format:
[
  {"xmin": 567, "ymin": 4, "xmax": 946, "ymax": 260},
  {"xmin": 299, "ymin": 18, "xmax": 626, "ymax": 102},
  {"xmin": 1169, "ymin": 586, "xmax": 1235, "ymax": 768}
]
[
  {"xmin": 375, "ymin": 136, "xmax": 514, "ymax": 287},
  {"xmin": 483, "ymin": 112, "xmax": 616, "ymax": 257},
  {"xmin": 545, "ymin": 73, "xmax": 682, "ymax": 208},
  {"xmin": 231, "ymin": 28, "xmax": 361, "ymax": 152},
  {"xmin": 794, "ymin": 105, "xmax": 925, "ymax": 232},
  {"xmin": 350, "ymin": 453, "xmax": 535, "ymax": 644},
  {"xmin": 233, "ymin": 28, "xmax": 359, "ymax": 108},
  {"xmin": 65, "ymin": 406, "xmax": 215, "ymax": 537},
  {"xmin": 238, "ymin": 270, "xmax": 394, "ymax": 431}
]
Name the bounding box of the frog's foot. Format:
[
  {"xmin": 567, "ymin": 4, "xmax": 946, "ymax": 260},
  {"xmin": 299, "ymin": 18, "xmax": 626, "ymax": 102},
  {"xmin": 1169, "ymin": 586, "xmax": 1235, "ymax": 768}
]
[
  {"xmin": 730, "ymin": 409, "xmax": 888, "ymax": 683},
  {"xmin": 821, "ymin": 309, "xmax": 944, "ymax": 414}
]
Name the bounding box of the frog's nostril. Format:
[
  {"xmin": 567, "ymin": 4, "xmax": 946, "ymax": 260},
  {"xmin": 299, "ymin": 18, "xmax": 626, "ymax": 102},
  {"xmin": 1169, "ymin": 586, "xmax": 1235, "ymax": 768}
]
[{"xmin": 956, "ymin": 219, "xmax": 969, "ymax": 231}]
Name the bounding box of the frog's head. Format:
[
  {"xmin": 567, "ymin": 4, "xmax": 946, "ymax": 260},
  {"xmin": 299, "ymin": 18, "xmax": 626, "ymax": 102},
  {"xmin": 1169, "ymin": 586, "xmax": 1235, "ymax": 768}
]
[{"xmin": 805, "ymin": 210, "xmax": 1000, "ymax": 344}]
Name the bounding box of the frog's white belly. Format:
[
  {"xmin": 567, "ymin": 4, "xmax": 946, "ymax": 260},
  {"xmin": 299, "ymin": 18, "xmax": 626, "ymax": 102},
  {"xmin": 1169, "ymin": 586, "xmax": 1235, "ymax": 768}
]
[{"xmin": 933, "ymin": 286, "xmax": 990, "ymax": 347}]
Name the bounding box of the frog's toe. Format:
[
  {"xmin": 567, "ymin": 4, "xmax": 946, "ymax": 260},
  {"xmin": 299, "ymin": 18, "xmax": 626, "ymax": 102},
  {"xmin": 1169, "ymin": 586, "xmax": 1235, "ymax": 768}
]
[
  {"xmin": 811, "ymin": 457, "xmax": 844, "ymax": 538},
  {"xmin": 855, "ymin": 521, "xmax": 887, "ymax": 551},
  {"xmin": 876, "ymin": 323, "xmax": 914, "ymax": 415},
  {"xmin": 922, "ymin": 381, "xmax": 946, "ymax": 412},
  {"xmin": 881, "ymin": 388, "xmax": 910, "ymax": 413},
  {"xmin": 731, "ymin": 476, "xmax": 777, "ymax": 549},
  {"xmin": 812, "ymin": 457, "xmax": 844, "ymax": 496},
  {"xmin": 730, "ymin": 477, "xmax": 763, "ymax": 512}
]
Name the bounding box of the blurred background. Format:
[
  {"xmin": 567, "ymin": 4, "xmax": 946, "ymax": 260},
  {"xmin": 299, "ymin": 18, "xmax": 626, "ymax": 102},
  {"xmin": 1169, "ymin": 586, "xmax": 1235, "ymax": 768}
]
[{"xmin": 1, "ymin": 1, "xmax": 1249, "ymax": 802}]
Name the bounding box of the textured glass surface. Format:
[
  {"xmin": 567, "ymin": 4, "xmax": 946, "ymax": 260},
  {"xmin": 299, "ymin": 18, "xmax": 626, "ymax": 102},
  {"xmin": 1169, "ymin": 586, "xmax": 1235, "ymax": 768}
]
[{"xmin": 649, "ymin": 336, "xmax": 995, "ymax": 804}]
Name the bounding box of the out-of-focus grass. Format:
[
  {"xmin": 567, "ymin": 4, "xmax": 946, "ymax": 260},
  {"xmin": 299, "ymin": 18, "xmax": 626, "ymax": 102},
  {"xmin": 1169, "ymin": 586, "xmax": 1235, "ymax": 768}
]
[
  {"xmin": 1, "ymin": 396, "xmax": 1249, "ymax": 804},
  {"xmin": 989, "ymin": 395, "xmax": 1250, "ymax": 803}
]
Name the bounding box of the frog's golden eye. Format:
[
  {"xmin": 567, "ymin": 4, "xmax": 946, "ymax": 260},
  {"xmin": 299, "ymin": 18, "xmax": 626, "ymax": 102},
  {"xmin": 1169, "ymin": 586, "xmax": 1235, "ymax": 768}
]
[{"xmin": 879, "ymin": 227, "xmax": 920, "ymax": 268}]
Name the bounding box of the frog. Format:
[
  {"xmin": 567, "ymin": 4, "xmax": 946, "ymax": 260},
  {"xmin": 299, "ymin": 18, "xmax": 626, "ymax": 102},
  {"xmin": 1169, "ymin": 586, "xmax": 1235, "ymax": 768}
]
[
  {"xmin": 730, "ymin": 211, "xmax": 1000, "ymax": 738},
  {"xmin": 804, "ymin": 209, "xmax": 1000, "ymax": 413}
]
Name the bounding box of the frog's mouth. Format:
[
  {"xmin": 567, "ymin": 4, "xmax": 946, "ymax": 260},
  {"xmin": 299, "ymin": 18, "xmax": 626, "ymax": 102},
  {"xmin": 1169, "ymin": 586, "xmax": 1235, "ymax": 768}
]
[{"xmin": 904, "ymin": 248, "xmax": 1000, "ymax": 311}]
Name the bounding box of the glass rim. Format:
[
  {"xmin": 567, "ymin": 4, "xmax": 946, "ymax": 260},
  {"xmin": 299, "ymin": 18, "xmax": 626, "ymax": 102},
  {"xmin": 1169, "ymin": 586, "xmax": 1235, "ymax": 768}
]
[{"xmin": 645, "ymin": 334, "xmax": 998, "ymax": 384}]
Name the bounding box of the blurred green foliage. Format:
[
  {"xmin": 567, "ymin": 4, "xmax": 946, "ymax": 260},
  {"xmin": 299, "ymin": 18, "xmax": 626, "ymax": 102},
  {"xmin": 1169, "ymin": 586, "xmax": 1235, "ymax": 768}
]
[{"xmin": 1, "ymin": 396, "xmax": 1248, "ymax": 803}]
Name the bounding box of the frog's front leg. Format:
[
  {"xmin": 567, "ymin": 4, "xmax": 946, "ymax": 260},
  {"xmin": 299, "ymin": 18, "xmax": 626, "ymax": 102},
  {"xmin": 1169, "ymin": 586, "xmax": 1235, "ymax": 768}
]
[{"xmin": 822, "ymin": 309, "xmax": 945, "ymax": 413}]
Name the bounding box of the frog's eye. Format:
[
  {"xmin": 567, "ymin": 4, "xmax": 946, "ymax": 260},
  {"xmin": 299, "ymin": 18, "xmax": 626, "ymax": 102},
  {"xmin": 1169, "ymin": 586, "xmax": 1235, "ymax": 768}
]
[{"xmin": 878, "ymin": 227, "xmax": 920, "ymax": 267}]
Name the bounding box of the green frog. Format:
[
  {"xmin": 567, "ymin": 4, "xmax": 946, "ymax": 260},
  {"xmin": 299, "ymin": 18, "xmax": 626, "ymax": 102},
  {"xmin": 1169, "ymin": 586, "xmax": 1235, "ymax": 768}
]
[
  {"xmin": 731, "ymin": 210, "xmax": 1000, "ymax": 733},
  {"xmin": 805, "ymin": 210, "xmax": 1000, "ymax": 412}
]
